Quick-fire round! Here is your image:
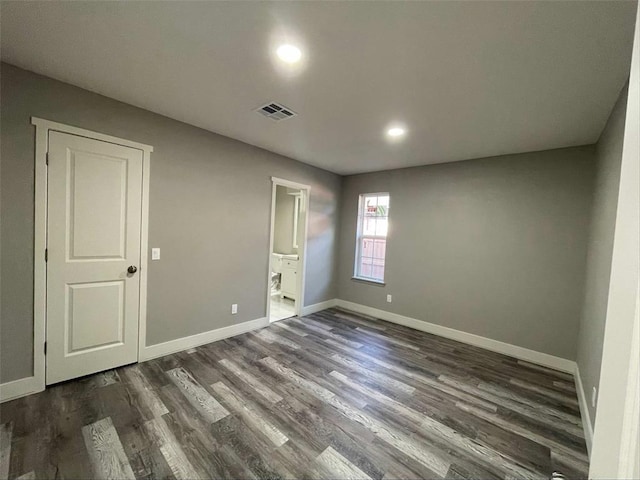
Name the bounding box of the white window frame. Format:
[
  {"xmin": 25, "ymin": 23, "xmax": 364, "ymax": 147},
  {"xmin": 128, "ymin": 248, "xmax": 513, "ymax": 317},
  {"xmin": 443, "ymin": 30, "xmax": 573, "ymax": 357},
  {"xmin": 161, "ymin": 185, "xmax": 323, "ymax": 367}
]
[{"xmin": 353, "ymin": 192, "xmax": 390, "ymax": 284}]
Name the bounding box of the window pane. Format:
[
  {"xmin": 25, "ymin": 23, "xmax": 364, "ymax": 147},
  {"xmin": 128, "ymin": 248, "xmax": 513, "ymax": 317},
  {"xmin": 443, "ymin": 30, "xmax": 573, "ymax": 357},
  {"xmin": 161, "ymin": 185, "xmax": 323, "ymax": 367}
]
[
  {"xmin": 375, "ymin": 195, "xmax": 389, "ymax": 217},
  {"xmin": 362, "ymin": 238, "xmax": 374, "ymax": 257},
  {"xmin": 362, "ymin": 217, "xmax": 376, "ymax": 236},
  {"xmin": 375, "ymin": 217, "xmax": 388, "ymax": 236},
  {"xmin": 372, "ymin": 263, "xmax": 385, "ymax": 280},
  {"xmin": 360, "ymin": 263, "xmax": 371, "ymax": 277},
  {"xmin": 364, "ymin": 196, "xmax": 378, "ymax": 216},
  {"xmin": 373, "ymin": 239, "xmax": 386, "ymax": 259}
]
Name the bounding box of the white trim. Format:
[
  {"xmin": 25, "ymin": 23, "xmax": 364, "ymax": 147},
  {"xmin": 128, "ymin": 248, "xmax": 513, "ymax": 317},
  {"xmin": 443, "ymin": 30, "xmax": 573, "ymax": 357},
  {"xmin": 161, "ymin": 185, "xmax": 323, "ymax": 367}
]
[
  {"xmin": 31, "ymin": 117, "xmax": 152, "ymax": 391},
  {"xmin": 354, "ymin": 192, "xmax": 390, "ymax": 283},
  {"xmin": 618, "ymin": 285, "xmax": 640, "ymax": 478},
  {"xmin": 301, "ymin": 299, "xmax": 338, "ymax": 317},
  {"xmin": 32, "ymin": 120, "xmax": 48, "ymax": 397},
  {"xmin": 266, "ymin": 183, "xmax": 278, "ymax": 321},
  {"xmin": 334, "ymin": 299, "xmax": 576, "ymax": 373},
  {"xmin": 31, "ymin": 118, "xmax": 153, "ymax": 153},
  {"xmin": 296, "ymin": 188, "xmax": 311, "ymax": 317},
  {"xmin": 266, "ymin": 177, "xmax": 311, "ymax": 322},
  {"xmin": 575, "ymin": 364, "xmax": 594, "ymax": 457},
  {"xmin": 590, "ymin": 3, "xmax": 640, "ymax": 475},
  {"xmin": 0, "ymin": 376, "xmax": 43, "ymax": 404},
  {"xmin": 140, "ymin": 317, "xmax": 268, "ymax": 361},
  {"xmin": 270, "ymin": 176, "xmax": 310, "ymax": 191},
  {"xmin": 292, "ymin": 194, "xmax": 301, "ymax": 249},
  {"xmin": 138, "ymin": 149, "xmax": 152, "ymax": 356}
]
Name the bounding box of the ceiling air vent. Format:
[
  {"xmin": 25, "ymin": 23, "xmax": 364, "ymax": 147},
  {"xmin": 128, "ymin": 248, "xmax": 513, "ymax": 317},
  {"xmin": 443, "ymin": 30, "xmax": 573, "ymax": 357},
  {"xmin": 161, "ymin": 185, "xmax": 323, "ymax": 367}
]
[{"xmin": 256, "ymin": 102, "xmax": 297, "ymax": 121}]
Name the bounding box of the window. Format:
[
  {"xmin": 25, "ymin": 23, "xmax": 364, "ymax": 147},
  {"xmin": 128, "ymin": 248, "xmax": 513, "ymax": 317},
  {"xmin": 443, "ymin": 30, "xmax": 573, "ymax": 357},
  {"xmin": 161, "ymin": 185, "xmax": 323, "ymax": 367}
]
[{"xmin": 354, "ymin": 193, "xmax": 390, "ymax": 283}]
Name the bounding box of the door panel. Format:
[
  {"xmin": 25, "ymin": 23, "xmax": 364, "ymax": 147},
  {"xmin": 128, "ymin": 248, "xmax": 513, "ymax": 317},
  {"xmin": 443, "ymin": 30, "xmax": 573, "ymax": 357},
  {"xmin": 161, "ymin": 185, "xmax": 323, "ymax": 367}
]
[
  {"xmin": 67, "ymin": 281, "xmax": 125, "ymax": 354},
  {"xmin": 47, "ymin": 131, "xmax": 143, "ymax": 385},
  {"xmin": 68, "ymin": 152, "xmax": 128, "ymax": 260}
]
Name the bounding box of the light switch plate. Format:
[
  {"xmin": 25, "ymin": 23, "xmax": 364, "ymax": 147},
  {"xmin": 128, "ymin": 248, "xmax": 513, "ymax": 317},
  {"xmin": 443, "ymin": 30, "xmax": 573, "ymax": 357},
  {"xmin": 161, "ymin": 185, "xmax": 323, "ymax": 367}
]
[{"xmin": 151, "ymin": 248, "xmax": 160, "ymax": 260}]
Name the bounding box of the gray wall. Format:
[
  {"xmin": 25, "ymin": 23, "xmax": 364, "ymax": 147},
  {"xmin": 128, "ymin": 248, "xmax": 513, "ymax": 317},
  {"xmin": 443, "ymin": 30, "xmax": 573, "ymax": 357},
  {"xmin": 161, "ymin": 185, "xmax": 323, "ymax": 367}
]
[
  {"xmin": 337, "ymin": 147, "xmax": 596, "ymax": 359},
  {"xmin": 273, "ymin": 186, "xmax": 298, "ymax": 255},
  {"xmin": 576, "ymin": 85, "xmax": 628, "ymax": 428},
  {"xmin": 0, "ymin": 63, "xmax": 341, "ymax": 383},
  {"xmin": 0, "ymin": 60, "xmax": 619, "ymax": 388}
]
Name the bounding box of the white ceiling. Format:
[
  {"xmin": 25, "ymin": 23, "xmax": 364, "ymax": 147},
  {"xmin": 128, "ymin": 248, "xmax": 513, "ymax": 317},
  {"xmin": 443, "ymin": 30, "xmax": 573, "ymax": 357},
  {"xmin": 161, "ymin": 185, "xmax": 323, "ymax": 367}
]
[{"xmin": 1, "ymin": 1, "xmax": 636, "ymax": 175}]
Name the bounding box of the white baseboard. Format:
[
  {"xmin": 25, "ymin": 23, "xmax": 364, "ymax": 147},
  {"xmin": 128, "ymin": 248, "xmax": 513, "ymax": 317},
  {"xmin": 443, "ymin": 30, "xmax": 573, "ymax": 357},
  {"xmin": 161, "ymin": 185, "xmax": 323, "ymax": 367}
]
[
  {"xmin": 0, "ymin": 375, "xmax": 44, "ymax": 403},
  {"xmin": 575, "ymin": 364, "xmax": 594, "ymax": 457},
  {"xmin": 3, "ymin": 316, "xmax": 269, "ymax": 402},
  {"xmin": 334, "ymin": 299, "xmax": 576, "ymax": 374},
  {"xmin": 140, "ymin": 316, "xmax": 269, "ymax": 361},
  {"xmin": 313, "ymin": 299, "xmax": 593, "ymax": 445},
  {"xmin": 301, "ymin": 299, "xmax": 338, "ymax": 317}
]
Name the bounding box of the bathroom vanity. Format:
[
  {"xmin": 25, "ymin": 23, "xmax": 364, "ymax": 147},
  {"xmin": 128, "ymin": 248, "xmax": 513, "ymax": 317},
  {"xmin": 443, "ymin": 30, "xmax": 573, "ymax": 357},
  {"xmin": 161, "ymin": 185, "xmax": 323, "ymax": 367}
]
[
  {"xmin": 271, "ymin": 253, "xmax": 299, "ymax": 301},
  {"xmin": 280, "ymin": 258, "xmax": 298, "ymax": 301}
]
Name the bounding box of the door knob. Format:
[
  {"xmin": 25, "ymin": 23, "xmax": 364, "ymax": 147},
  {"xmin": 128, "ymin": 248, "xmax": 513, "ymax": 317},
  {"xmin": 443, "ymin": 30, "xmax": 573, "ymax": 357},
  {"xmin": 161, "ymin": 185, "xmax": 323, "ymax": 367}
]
[{"xmin": 127, "ymin": 265, "xmax": 138, "ymax": 274}]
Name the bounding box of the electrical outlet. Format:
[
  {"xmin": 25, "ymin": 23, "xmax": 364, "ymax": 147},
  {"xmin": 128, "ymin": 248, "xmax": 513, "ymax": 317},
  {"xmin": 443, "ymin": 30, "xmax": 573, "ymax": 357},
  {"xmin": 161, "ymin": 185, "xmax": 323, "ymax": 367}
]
[
  {"xmin": 231, "ymin": 304, "xmax": 238, "ymax": 315},
  {"xmin": 386, "ymin": 294, "xmax": 392, "ymax": 303},
  {"xmin": 592, "ymin": 386, "xmax": 597, "ymax": 408},
  {"xmin": 151, "ymin": 248, "xmax": 160, "ymax": 260}
]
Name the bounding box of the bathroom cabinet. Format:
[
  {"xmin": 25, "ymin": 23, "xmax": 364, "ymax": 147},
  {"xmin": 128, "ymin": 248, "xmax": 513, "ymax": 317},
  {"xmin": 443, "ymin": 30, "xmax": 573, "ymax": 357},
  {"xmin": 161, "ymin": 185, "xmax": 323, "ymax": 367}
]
[{"xmin": 281, "ymin": 259, "xmax": 298, "ymax": 300}]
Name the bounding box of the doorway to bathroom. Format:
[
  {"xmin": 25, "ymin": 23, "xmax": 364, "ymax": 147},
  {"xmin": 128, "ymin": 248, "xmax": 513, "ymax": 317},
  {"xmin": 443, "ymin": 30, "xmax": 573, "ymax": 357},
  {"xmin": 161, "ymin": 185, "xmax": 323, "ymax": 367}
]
[{"xmin": 267, "ymin": 177, "xmax": 310, "ymax": 323}]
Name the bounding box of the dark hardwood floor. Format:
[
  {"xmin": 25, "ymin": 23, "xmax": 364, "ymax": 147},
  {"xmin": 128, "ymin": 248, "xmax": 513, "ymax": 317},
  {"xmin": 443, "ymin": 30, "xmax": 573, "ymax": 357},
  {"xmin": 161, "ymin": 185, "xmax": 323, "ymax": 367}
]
[{"xmin": 0, "ymin": 308, "xmax": 589, "ymax": 480}]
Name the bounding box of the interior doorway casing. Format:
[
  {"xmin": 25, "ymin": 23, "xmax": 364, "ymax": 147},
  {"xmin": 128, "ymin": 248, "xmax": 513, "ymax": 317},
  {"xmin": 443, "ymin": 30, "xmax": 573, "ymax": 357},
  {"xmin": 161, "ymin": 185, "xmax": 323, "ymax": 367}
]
[
  {"xmin": 267, "ymin": 177, "xmax": 311, "ymax": 322},
  {"xmin": 31, "ymin": 118, "xmax": 153, "ymax": 392}
]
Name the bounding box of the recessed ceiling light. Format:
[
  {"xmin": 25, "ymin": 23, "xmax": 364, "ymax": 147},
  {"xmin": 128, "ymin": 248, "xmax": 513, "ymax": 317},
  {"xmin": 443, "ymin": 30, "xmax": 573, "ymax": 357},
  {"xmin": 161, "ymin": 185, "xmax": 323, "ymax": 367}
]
[
  {"xmin": 277, "ymin": 44, "xmax": 302, "ymax": 63},
  {"xmin": 387, "ymin": 127, "xmax": 406, "ymax": 138}
]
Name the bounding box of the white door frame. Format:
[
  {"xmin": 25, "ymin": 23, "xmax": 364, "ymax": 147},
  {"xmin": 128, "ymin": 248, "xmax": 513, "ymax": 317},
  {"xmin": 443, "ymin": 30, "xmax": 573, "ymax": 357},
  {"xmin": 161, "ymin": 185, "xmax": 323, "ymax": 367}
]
[
  {"xmin": 266, "ymin": 177, "xmax": 310, "ymax": 322},
  {"xmin": 590, "ymin": 3, "xmax": 640, "ymax": 476},
  {"xmin": 31, "ymin": 117, "xmax": 152, "ymax": 392}
]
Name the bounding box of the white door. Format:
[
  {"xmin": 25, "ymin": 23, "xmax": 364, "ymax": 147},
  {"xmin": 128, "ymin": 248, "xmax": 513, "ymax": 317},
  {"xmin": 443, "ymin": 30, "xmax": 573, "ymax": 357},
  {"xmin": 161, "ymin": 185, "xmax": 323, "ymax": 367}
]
[{"xmin": 46, "ymin": 131, "xmax": 143, "ymax": 384}]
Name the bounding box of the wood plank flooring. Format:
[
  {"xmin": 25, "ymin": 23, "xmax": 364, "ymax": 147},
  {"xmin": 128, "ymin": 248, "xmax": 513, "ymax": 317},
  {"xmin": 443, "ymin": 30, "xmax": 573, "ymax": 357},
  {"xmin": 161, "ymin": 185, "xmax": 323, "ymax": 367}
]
[{"xmin": 0, "ymin": 308, "xmax": 589, "ymax": 479}]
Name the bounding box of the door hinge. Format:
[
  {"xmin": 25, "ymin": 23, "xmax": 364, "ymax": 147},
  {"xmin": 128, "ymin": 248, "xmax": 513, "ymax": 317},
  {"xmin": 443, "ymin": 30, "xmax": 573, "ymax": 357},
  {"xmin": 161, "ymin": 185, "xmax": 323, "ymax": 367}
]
[
  {"xmin": 46, "ymin": 152, "xmax": 49, "ymax": 165},
  {"xmin": 44, "ymin": 342, "xmax": 47, "ymax": 355},
  {"xmin": 45, "ymin": 248, "xmax": 48, "ymax": 262}
]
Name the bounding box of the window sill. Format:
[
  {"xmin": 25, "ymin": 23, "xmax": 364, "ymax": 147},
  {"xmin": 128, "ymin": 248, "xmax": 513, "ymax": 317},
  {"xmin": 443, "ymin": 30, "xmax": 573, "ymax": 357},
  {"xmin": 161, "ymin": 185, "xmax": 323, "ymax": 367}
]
[{"xmin": 351, "ymin": 276, "xmax": 386, "ymax": 287}]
